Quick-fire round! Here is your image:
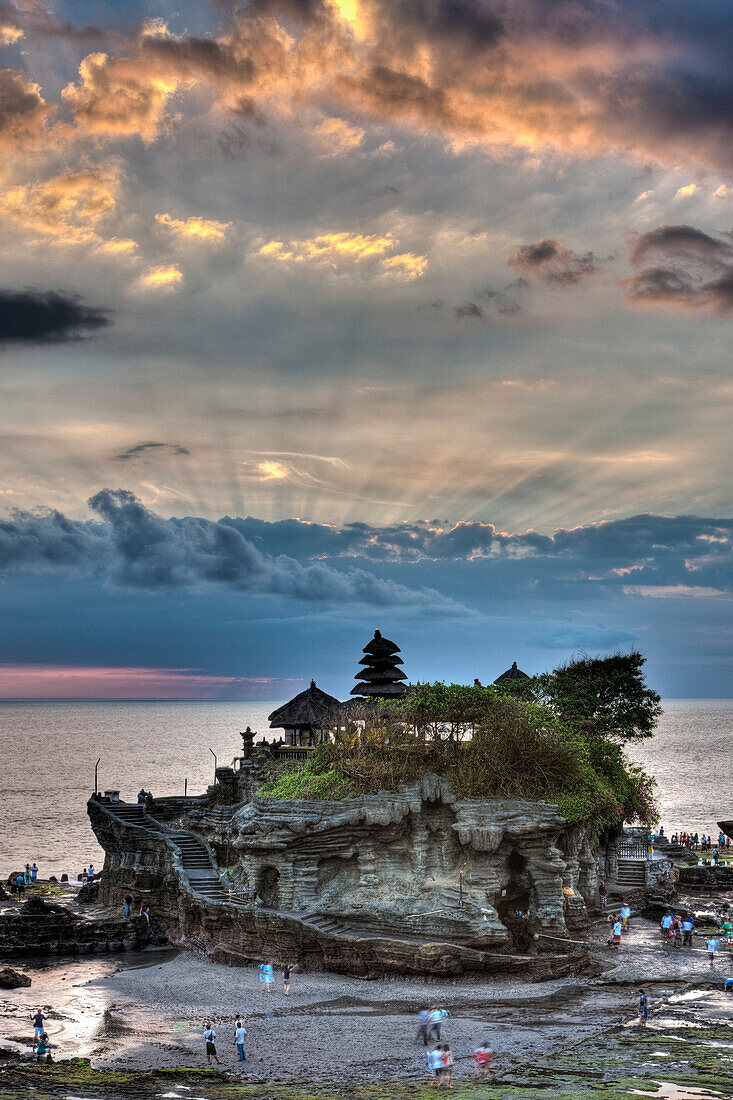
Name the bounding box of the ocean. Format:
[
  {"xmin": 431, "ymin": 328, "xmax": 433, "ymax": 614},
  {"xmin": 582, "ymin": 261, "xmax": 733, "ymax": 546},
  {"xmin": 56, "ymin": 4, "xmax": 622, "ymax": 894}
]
[{"xmin": 0, "ymin": 699, "xmax": 731, "ymax": 880}]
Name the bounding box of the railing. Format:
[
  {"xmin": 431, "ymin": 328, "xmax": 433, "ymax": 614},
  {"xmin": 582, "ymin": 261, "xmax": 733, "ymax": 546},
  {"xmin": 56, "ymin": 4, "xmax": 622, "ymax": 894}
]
[
  {"xmin": 272, "ymin": 746, "xmax": 315, "ymax": 761},
  {"xmin": 617, "ymin": 841, "xmax": 647, "ymax": 859}
]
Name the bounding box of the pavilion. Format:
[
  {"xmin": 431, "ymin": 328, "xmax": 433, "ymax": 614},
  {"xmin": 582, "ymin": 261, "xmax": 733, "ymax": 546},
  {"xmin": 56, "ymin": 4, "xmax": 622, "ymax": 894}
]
[
  {"xmin": 493, "ymin": 661, "xmax": 530, "ymax": 684},
  {"xmin": 268, "ymin": 680, "xmax": 341, "ymax": 746}
]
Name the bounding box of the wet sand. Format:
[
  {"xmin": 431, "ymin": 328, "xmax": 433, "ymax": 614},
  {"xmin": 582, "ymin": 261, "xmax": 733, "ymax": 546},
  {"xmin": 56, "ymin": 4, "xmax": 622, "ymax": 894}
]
[{"xmin": 2, "ymin": 912, "xmax": 731, "ymax": 1086}]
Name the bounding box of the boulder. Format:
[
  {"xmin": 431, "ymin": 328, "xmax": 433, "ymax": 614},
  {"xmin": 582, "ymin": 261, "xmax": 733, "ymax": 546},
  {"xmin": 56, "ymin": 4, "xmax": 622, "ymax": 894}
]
[{"xmin": 0, "ymin": 967, "xmax": 31, "ymax": 988}]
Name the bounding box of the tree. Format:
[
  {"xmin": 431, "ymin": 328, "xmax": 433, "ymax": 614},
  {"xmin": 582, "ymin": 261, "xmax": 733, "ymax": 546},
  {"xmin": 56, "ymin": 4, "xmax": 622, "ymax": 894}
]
[{"xmin": 536, "ymin": 651, "xmax": 661, "ymax": 743}]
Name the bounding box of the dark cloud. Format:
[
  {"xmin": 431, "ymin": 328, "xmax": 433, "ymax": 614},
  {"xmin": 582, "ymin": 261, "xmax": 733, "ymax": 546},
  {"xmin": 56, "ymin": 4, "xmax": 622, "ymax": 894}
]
[
  {"xmin": 507, "ymin": 239, "xmax": 599, "ymax": 286},
  {"xmin": 0, "ymin": 68, "xmax": 50, "ymax": 149},
  {"xmin": 0, "ymin": 490, "xmax": 462, "ymax": 612},
  {"xmin": 0, "ymin": 290, "xmax": 111, "ymax": 344},
  {"xmin": 624, "ymin": 225, "xmax": 733, "ymax": 315},
  {"xmin": 454, "ymin": 301, "xmax": 483, "ymax": 320},
  {"xmin": 113, "ymin": 442, "xmax": 190, "ymax": 462}
]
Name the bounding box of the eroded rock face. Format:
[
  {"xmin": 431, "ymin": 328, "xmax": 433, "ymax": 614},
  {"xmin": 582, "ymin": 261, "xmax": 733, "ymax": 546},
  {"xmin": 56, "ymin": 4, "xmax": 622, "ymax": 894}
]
[
  {"xmin": 0, "ymin": 891, "xmax": 158, "ymax": 958},
  {"xmin": 89, "ymin": 776, "xmax": 609, "ymax": 975}
]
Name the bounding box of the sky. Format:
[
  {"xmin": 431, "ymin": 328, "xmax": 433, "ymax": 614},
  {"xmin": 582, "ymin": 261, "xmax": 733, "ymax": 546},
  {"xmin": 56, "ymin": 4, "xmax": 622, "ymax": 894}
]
[{"xmin": 0, "ymin": 0, "xmax": 731, "ymax": 699}]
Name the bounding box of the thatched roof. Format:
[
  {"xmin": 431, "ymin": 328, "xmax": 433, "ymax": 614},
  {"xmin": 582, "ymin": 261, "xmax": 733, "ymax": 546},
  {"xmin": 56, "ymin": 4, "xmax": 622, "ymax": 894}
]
[
  {"xmin": 362, "ymin": 629, "xmax": 400, "ymax": 656},
  {"xmin": 268, "ymin": 680, "xmax": 341, "ymax": 729},
  {"xmin": 350, "ymin": 680, "xmax": 408, "ymax": 698},
  {"xmin": 358, "ymin": 653, "xmax": 404, "ymax": 667},
  {"xmin": 355, "ymin": 666, "xmax": 408, "ymax": 683},
  {"xmin": 493, "ymin": 661, "xmax": 530, "ymax": 684}
]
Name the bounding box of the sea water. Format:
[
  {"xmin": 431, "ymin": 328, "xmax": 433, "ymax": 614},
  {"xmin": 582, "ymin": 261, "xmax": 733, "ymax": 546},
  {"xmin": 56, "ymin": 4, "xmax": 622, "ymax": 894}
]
[{"xmin": 0, "ymin": 698, "xmax": 731, "ymax": 879}]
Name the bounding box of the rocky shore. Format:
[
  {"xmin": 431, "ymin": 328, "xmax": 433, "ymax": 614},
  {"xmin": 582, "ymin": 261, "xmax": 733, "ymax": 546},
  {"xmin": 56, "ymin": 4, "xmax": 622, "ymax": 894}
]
[{"xmin": 1, "ymin": 885, "xmax": 732, "ymax": 1099}]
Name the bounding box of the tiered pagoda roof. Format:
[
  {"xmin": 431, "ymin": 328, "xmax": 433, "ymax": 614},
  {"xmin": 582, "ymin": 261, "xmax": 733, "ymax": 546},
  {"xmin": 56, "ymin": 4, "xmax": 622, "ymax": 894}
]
[
  {"xmin": 493, "ymin": 661, "xmax": 530, "ymax": 684},
  {"xmin": 351, "ymin": 630, "xmax": 408, "ymax": 698}
]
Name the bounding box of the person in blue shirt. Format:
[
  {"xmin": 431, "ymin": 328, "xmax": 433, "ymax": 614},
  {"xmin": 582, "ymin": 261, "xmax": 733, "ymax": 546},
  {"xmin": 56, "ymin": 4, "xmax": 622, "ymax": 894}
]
[
  {"xmin": 638, "ymin": 990, "xmax": 649, "ymax": 1026},
  {"xmin": 30, "ymin": 863, "xmax": 38, "ymax": 883}
]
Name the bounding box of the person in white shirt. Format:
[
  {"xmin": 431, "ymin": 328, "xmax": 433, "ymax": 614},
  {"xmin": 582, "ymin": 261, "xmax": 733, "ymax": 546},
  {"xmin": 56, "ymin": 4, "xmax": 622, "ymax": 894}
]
[
  {"xmin": 203, "ymin": 1022, "xmax": 220, "ymax": 1065},
  {"xmin": 233, "ymin": 1022, "xmax": 247, "ymax": 1062}
]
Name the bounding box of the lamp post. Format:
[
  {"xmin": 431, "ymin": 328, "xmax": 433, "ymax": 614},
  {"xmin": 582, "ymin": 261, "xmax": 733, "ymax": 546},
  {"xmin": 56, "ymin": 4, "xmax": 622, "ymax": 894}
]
[
  {"xmin": 209, "ymin": 748, "xmax": 217, "ymax": 783},
  {"xmin": 94, "ymin": 757, "xmax": 101, "ymax": 797}
]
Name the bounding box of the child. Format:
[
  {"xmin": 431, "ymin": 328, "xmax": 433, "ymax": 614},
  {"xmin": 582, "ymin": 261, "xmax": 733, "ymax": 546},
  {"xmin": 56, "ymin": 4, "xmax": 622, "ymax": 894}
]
[
  {"xmin": 474, "ymin": 1045, "xmax": 493, "ymax": 1079},
  {"xmin": 706, "ymin": 936, "xmax": 719, "ymax": 967},
  {"xmin": 441, "ymin": 1044, "xmax": 455, "ymax": 1088}
]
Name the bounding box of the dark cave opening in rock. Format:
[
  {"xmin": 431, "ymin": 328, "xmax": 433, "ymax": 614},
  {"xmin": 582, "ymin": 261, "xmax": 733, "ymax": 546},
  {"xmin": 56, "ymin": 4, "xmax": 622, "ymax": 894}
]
[
  {"xmin": 257, "ymin": 865, "xmax": 280, "ymax": 908},
  {"xmin": 497, "ymin": 849, "xmax": 533, "ymax": 951}
]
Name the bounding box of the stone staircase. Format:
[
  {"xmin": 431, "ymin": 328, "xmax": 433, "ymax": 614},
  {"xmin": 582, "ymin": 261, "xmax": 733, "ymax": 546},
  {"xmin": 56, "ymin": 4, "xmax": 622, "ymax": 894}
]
[
  {"xmin": 616, "ymin": 858, "xmax": 646, "ymax": 888},
  {"xmin": 167, "ymin": 832, "xmax": 230, "ymax": 903},
  {"xmin": 300, "ymin": 912, "xmax": 360, "ymax": 938},
  {"xmin": 108, "ymin": 802, "xmax": 147, "ymax": 826}
]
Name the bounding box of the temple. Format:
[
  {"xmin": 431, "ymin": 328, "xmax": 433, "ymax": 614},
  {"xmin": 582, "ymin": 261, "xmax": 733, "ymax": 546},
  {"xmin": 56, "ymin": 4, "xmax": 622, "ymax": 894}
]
[
  {"xmin": 86, "ymin": 631, "xmax": 675, "ymax": 978},
  {"xmin": 350, "ymin": 629, "xmax": 408, "ymax": 699}
]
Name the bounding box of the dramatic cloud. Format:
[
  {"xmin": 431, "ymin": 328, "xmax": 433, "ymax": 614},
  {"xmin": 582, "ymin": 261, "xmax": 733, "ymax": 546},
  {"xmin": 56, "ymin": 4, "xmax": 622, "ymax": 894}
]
[
  {"xmin": 0, "ymin": 289, "xmax": 111, "ymax": 343},
  {"xmin": 508, "ymin": 239, "xmax": 599, "ymax": 286},
  {"xmin": 30, "ymin": 0, "xmax": 730, "ymax": 169},
  {"xmin": 0, "ymin": 68, "xmax": 50, "ymax": 149},
  {"xmin": 624, "ymin": 225, "xmax": 733, "ymax": 315},
  {"xmin": 0, "ymin": 489, "xmax": 462, "ymax": 611}
]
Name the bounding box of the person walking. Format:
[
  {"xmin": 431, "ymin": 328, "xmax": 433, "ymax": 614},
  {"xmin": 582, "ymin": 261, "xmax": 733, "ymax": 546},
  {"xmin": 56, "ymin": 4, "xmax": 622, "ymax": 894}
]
[
  {"xmin": 638, "ymin": 990, "xmax": 649, "ymax": 1027},
  {"xmin": 427, "ymin": 1007, "xmax": 449, "ymax": 1042},
  {"xmin": 417, "ymin": 1008, "xmax": 430, "ymax": 1045},
  {"xmin": 441, "ymin": 1043, "xmax": 455, "ymax": 1088},
  {"xmin": 473, "ymin": 1045, "xmax": 493, "ymax": 1079},
  {"xmin": 259, "ymin": 961, "xmax": 274, "ymax": 993},
  {"xmin": 610, "ymin": 917, "xmax": 622, "ymax": 948},
  {"xmin": 123, "ymin": 895, "xmax": 133, "ymax": 920},
  {"xmin": 682, "ymin": 914, "xmax": 694, "ymax": 947},
  {"xmin": 706, "ymin": 936, "xmax": 719, "ymax": 967},
  {"xmin": 233, "ymin": 1020, "xmax": 247, "ymax": 1062},
  {"xmin": 139, "ymin": 903, "xmax": 150, "ymax": 924},
  {"xmin": 598, "ymin": 879, "xmax": 607, "ymax": 909},
  {"xmin": 203, "ymin": 1022, "xmax": 220, "ymax": 1065},
  {"xmin": 620, "ymin": 903, "xmax": 631, "ymax": 930},
  {"xmin": 426, "ymin": 1045, "xmax": 444, "ymax": 1086},
  {"xmin": 282, "ymin": 963, "xmax": 294, "ymax": 996}
]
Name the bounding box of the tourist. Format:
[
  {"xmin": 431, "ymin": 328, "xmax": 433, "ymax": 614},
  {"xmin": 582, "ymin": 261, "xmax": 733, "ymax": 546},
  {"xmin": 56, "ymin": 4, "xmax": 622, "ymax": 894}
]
[
  {"xmin": 81, "ymin": 867, "xmax": 88, "ymax": 885},
  {"xmin": 123, "ymin": 895, "xmax": 132, "ymax": 920},
  {"xmin": 35, "ymin": 1032, "xmax": 51, "ymax": 1062},
  {"xmin": 233, "ymin": 1019, "xmax": 247, "ymax": 1062},
  {"xmin": 88, "ymin": 863, "xmax": 95, "ymax": 881},
  {"xmin": 598, "ymin": 879, "xmax": 607, "ymax": 909},
  {"xmin": 139, "ymin": 903, "xmax": 150, "ymax": 924},
  {"xmin": 660, "ymin": 911, "xmax": 673, "ymax": 940},
  {"xmin": 724, "ymin": 978, "xmax": 733, "ymax": 994},
  {"xmin": 417, "ymin": 1008, "xmax": 430, "ymax": 1045},
  {"xmin": 672, "ymin": 917, "xmax": 683, "ymax": 949},
  {"xmin": 706, "ymin": 936, "xmax": 719, "ymax": 967},
  {"xmin": 426, "ymin": 1046, "xmax": 444, "ymax": 1086},
  {"xmin": 30, "ymin": 863, "xmax": 38, "ymax": 884},
  {"xmin": 15, "ymin": 871, "xmax": 25, "ymax": 896},
  {"xmin": 427, "ymin": 1007, "xmax": 449, "ymax": 1041},
  {"xmin": 282, "ymin": 963, "xmax": 294, "ymax": 995},
  {"xmin": 259, "ymin": 961, "xmax": 274, "ymax": 993},
  {"xmin": 203, "ymin": 1022, "xmax": 220, "ymax": 1065},
  {"xmin": 473, "ymin": 1045, "xmax": 493, "ymax": 1079},
  {"xmin": 638, "ymin": 990, "xmax": 649, "ymax": 1027},
  {"xmin": 440, "ymin": 1043, "xmax": 455, "ymax": 1088},
  {"xmin": 24, "ymin": 864, "xmax": 32, "ymax": 885},
  {"xmin": 620, "ymin": 903, "xmax": 631, "ymax": 930},
  {"xmin": 31, "ymin": 1010, "xmax": 46, "ymax": 1039},
  {"xmin": 682, "ymin": 913, "xmax": 694, "ymax": 946},
  {"xmin": 609, "ymin": 916, "xmax": 622, "ymax": 948}
]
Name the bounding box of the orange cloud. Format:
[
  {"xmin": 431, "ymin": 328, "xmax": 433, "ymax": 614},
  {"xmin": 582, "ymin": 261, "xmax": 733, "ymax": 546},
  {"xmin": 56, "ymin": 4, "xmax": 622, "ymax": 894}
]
[
  {"xmin": 155, "ymin": 212, "xmax": 231, "ymax": 241},
  {"xmin": 257, "ymin": 230, "xmax": 426, "ymax": 277},
  {"xmin": 0, "ymin": 168, "xmax": 118, "ymax": 243},
  {"xmin": 140, "ymin": 263, "xmax": 183, "ymax": 288},
  {"xmin": 62, "ymin": 51, "xmax": 179, "ymax": 140}
]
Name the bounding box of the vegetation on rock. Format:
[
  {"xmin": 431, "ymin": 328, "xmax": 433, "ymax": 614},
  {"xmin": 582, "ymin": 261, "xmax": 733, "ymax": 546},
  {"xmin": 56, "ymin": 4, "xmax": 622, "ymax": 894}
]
[{"xmin": 258, "ymin": 653, "xmax": 660, "ymax": 832}]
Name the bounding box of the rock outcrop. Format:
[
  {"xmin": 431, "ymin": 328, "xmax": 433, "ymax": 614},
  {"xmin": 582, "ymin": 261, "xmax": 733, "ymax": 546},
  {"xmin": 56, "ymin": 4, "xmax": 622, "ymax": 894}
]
[
  {"xmin": 88, "ymin": 774, "xmax": 626, "ymax": 976},
  {"xmin": 0, "ymin": 895, "xmax": 160, "ymax": 958},
  {"xmin": 0, "ymin": 967, "xmax": 31, "ymax": 988}
]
